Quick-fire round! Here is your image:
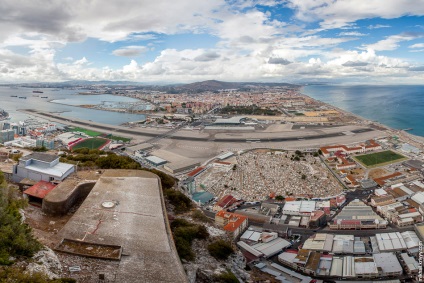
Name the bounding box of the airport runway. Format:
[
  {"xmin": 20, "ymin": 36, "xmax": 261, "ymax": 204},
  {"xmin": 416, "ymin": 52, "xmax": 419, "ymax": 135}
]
[{"xmin": 21, "ymin": 109, "xmax": 376, "ymax": 143}]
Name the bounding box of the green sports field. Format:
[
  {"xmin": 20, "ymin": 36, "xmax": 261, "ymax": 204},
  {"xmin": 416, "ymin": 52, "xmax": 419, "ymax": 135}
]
[
  {"xmin": 71, "ymin": 138, "xmax": 109, "ymax": 150},
  {"xmin": 72, "ymin": 127, "xmax": 101, "ymax": 137},
  {"xmin": 353, "ymin": 150, "xmax": 407, "ymax": 167}
]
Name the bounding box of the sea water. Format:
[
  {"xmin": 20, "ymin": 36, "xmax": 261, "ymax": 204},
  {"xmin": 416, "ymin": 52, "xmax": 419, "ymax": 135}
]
[{"xmin": 302, "ymin": 85, "xmax": 424, "ymax": 137}]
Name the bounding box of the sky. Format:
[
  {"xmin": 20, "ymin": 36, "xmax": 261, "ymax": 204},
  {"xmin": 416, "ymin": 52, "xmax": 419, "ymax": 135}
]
[{"xmin": 1, "ymin": 0, "xmax": 424, "ymax": 84}]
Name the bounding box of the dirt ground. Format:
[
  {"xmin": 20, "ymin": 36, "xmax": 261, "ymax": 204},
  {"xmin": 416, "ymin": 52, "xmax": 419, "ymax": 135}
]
[
  {"xmin": 21, "ymin": 170, "xmax": 121, "ymax": 282},
  {"xmin": 368, "ymin": 168, "xmax": 388, "ymax": 179}
]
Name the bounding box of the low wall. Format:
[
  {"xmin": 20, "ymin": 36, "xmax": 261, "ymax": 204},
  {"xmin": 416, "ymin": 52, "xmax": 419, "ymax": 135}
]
[{"xmin": 42, "ymin": 181, "xmax": 96, "ymax": 215}]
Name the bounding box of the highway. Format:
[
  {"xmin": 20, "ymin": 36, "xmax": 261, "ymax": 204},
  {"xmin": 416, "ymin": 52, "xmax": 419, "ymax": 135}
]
[{"xmin": 21, "ymin": 109, "xmax": 375, "ymax": 143}]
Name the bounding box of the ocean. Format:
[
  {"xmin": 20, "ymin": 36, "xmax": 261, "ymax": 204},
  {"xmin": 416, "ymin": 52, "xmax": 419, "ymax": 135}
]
[
  {"xmin": 0, "ymin": 87, "xmax": 145, "ymax": 125},
  {"xmin": 302, "ymin": 85, "xmax": 424, "ymax": 137}
]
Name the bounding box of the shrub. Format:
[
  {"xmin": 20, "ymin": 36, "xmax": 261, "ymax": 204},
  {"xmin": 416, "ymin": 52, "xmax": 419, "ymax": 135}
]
[
  {"xmin": 192, "ymin": 210, "xmax": 211, "ymax": 223},
  {"xmin": 207, "ymin": 240, "xmax": 234, "ymax": 260},
  {"xmin": 171, "ymin": 218, "xmax": 209, "ymax": 261},
  {"xmin": 164, "ymin": 189, "xmax": 193, "ymax": 214},
  {"xmin": 213, "ymin": 270, "xmax": 239, "ymax": 283},
  {"xmin": 0, "ymin": 171, "xmax": 42, "ymax": 265}
]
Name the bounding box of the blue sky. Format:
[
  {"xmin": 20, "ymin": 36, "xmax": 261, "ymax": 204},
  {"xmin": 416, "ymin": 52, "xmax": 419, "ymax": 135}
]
[{"xmin": 0, "ymin": 0, "xmax": 424, "ymax": 84}]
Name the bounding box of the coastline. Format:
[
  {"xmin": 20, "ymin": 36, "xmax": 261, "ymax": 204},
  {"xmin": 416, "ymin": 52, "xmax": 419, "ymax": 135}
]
[{"xmin": 299, "ymin": 86, "xmax": 424, "ymax": 149}]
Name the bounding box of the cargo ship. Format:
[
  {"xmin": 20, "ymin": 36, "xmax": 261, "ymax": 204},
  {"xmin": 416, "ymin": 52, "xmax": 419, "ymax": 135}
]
[{"xmin": 33, "ymin": 90, "xmax": 44, "ymax": 93}]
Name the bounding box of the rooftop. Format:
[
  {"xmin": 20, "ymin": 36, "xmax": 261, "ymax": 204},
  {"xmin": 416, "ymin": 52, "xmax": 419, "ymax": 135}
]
[
  {"xmin": 23, "ymin": 181, "xmax": 56, "ymax": 199},
  {"xmin": 56, "ymin": 170, "xmax": 187, "ymax": 283},
  {"xmin": 20, "ymin": 152, "xmax": 58, "ymax": 163}
]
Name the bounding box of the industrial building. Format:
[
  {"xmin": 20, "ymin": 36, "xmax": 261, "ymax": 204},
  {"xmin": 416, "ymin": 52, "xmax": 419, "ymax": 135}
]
[
  {"xmin": 282, "ymin": 201, "xmax": 316, "ymax": 216},
  {"xmin": 212, "ymin": 116, "xmax": 247, "ymax": 126},
  {"xmin": 217, "ymin": 151, "xmax": 234, "ymax": 160},
  {"xmin": 399, "ymin": 253, "xmax": 420, "ymax": 275},
  {"xmin": 164, "ymin": 160, "xmax": 201, "ymax": 174},
  {"xmin": 238, "ymin": 237, "xmax": 291, "ymax": 259},
  {"xmin": 12, "ymin": 152, "xmax": 75, "ymax": 183},
  {"xmin": 145, "ymin": 155, "xmax": 167, "ymax": 166},
  {"xmin": 374, "ymin": 231, "xmax": 420, "ymax": 254},
  {"xmin": 329, "ymin": 199, "xmax": 387, "ymax": 229}
]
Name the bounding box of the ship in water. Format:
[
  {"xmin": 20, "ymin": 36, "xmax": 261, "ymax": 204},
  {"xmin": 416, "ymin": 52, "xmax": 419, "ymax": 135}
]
[
  {"xmin": 0, "ymin": 109, "xmax": 10, "ymax": 121},
  {"xmin": 33, "ymin": 90, "xmax": 44, "ymax": 93}
]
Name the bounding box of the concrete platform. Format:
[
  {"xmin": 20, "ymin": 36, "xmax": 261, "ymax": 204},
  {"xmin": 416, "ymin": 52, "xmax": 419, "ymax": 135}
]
[{"xmin": 56, "ymin": 170, "xmax": 187, "ymax": 283}]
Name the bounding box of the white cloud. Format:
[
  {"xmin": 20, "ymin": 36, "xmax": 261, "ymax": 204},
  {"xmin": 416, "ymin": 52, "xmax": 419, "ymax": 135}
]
[
  {"xmin": 367, "ymin": 24, "xmax": 391, "ymax": 29},
  {"xmin": 112, "ymin": 46, "xmax": 148, "ymax": 57},
  {"xmin": 362, "ymin": 33, "xmax": 424, "ymax": 51},
  {"xmin": 73, "ymin": 57, "xmax": 89, "ymax": 65},
  {"xmin": 338, "ymin": 31, "xmax": 367, "ymax": 36},
  {"xmin": 409, "ymin": 43, "xmax": 424, "ymax": 48},
  {"xmin": 285, "ymin": 0, "xmax": 424, "ymax": 29}
]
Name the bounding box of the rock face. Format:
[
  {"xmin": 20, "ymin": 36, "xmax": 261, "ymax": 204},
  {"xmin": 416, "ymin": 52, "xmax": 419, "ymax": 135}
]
[{"xmin": 26, "ymin": 248, "xmax": 62, "ymax": 279}]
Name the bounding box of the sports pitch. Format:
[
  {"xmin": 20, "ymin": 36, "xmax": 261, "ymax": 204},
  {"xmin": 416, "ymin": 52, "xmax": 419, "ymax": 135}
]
[
  {"xmin": 71, "ymin": 138, "xmax": 109, "ymax": 150},
  {"xmin": 354, "ymin": 150, "xmax": 407, "ymax": 167}
]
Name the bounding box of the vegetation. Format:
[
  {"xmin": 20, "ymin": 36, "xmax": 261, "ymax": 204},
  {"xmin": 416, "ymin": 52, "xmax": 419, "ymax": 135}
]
[
  {"xmin": 164, "ymin": 189, "xmax": 193, "ymax": 214},
  {"xmin": 146, "ymin": 169, "xmax": 175, "ymax": 190},
  {"xmin": 0, "ymin": 171, "xmax": 42, "ymax": 265},
  {"xmin": 171, "ymin": 218, "xmax": 209, "ymax": 261},
  {"xmin": 275, "ymin": 195, "xmax": 285, "ymax": 201},
  {"xmin": 60, "ymin": 150, "xmax": 141, "ymax": 170},
  {"xmin": 207, "ymin": 240, "xmax": 234, "ymax": 260},
  {"xmin": 28, "ymin": 146, "xmax": 48, "ymax": 152},
  {"xmin": 0, "ymin": 266, "xmax": 76, "ymax": 282},
  {"xmin": 219, "ymin": 105, "xmax": 280, "ymax": 116},
  {"xmin": 213, "ymin": 270, "xmax": 239, "ymax": 283},
  {"xmin": 10, "ymin": 153, "xmax": 23, "ymax": 162},
  {"xmin": 60, "ymin": 150, "xmax": 177, "ymax": 190},
  {"xmin": 191, "ymin": 210, "xmax": 211, "ymax": 223},
  {"xmin": 354, "ymin": 150, "xmax": 407, "ymax": 167}
]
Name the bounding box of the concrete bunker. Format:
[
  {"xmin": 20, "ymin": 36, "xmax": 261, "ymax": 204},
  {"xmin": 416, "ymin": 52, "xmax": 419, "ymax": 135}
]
[{"xmin": 42, "ymin": 181, "xmax": 96, "ymax": 215}]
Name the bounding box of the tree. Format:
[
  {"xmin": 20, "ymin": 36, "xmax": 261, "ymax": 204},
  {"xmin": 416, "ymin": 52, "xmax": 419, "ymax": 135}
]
[
  {"xmin": 301, "ymin": 174, "xmax": 307, "ymax": 180},
  {"xmin": 275, "ymin": 195, "xmax": 285, "ymax": 201}
]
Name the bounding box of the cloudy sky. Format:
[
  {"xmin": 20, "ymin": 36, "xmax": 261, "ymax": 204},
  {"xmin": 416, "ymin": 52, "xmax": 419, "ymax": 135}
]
[{"xmin": 1, "ymin": 0, "xmax": 424, "ymax": 84}]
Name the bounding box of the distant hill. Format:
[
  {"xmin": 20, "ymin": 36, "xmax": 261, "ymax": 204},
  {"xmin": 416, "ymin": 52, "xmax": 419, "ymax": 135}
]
[
  {"xmin": 172, "ymin": 80, "xmax": 299, "ymax": 93},
  {"xmin": 2, "ymin": 79, "xmax": 299, "ymax": 92}
]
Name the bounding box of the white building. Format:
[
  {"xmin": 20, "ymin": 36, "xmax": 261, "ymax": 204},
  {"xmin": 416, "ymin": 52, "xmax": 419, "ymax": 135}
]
[
  {"xmin": 282, "ymin": 201, "xmax": 316, "ymax": 216},
  {"xmin": 12, "ymin": 153, "xmax": 75, "ymax": 183}
]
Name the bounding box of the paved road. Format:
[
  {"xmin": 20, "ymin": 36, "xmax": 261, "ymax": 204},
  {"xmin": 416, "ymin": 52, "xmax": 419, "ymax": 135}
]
[{"xmin": 22, "ymin": 109, "xmax": 375, "ymax": 143}]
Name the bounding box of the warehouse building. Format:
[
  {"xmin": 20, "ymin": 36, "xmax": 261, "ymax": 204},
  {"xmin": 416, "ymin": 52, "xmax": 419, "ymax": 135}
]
[
  {"xmin": 373, "ymin": 253, "xmax": 403, "ymax": 277},
  {"xmin": 303, "ymin": 233, "xmax": 334, "ymax": 252},
  {"xmin": 145, "ymin": 155, "xmax": 167, "ymax": 166},
  {"xmin": 164, "ymin": 160, "xmax": 201, "ymax": 174},
  {"xmin": 399, "ymin": 253, "xmax": 420, "ymax": 275},
  {"xmin": 282, "ymin": 201, "xmax": 316, "ymax": 216},
  {"xmin": 329, "ymin": 199, "xmax": 387, "ymax": 229}
]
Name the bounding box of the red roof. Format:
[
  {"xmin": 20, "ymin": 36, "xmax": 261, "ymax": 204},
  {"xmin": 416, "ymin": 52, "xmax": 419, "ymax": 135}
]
[
  {"xmin": 373, "ymin": 172, "xmax": 402, "ymax": 186},
  {"xmin": 23, "ymin": 181, "xmax": 56, "ymax": 199},
  {"xmin": 187, "ymin": 166, "xmax": 205, "ymax": 177},
  {"xmin": 216, "ymin": 194, "xmax": 237, "ymax": 208}
]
